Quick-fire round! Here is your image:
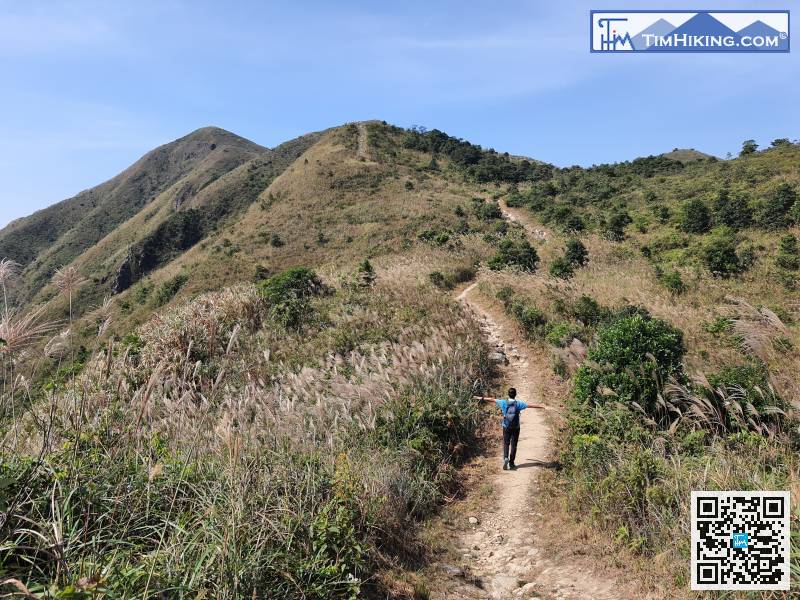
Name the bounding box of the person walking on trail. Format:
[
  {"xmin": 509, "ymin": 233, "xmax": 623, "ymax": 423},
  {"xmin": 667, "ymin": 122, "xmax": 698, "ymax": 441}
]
[{"xmin": 475, "ymin": 387, "xmax": 544, "ymax": 470}]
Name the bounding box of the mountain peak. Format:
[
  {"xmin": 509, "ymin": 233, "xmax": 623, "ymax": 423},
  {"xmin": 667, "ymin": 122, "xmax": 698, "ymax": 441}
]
[
  {"xmin": 176, "ymin": 126, "xmax": 266, "ymax": 150},
  {"xmin": 662, "ymin": 148, "xmax": 712, "ymax": 162}
]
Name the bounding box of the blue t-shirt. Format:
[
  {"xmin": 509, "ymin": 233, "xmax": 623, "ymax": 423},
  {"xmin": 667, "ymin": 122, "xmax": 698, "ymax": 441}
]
[{"xmin": 495, "ymin": 398, "xmax": 528, "ymax": 428}]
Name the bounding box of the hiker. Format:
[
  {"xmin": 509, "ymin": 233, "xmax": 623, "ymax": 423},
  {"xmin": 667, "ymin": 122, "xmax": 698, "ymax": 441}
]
[{"xmin": 474, "ymin": 387, "xmax": 545, "ymax": 470}]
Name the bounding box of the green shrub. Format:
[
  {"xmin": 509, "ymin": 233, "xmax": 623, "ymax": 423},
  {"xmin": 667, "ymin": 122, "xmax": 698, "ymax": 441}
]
[
  {"xmin": 704, "ymin": 316, "xmax": 732, "ymax": 335},
  {"xmin": 488, "ymin": 239, "xmax": 539, "ymax": 272},
  {"xmin": 708, "ymin": 362, "xmax": 784, "ymax": 415},
  {"xmin": 374, "ymin": 390, "xmax": 480, "ymax": 507},
  {"xmin": 253, "ymin": 264, "xmax": 271, "ymax": 282},
  {"xmin": 545, "ymin": 321, "xmax": 581, "ymax": 347},
  {"xmin": 258, "ymin": 267, "xmax": 324, "ymax": 328},
  {"xmin": 654, "ymin": 266, "xmax": 685, "ymax": 295},
  {"xmin": 652, "ymin": 205, "xmax": 670, "ymax": 223},
  {"xmin": 357, "ymin": 259, "xmax": 376, "ymax": 287},
  {"xmin": 496, "ymin": 285, "xmax": 515, "ymax": 305},
  {"xmin": 270, "ymin": 233, "xmax": 285, "ymax": 247},
  {"xmin": 135, "ymin": 283, "xmax": 153, "ymax": 304},
  {"xmin": 777, "ymin": 270, "xmax": 796, "ymax": 290},
  {"xmin": 564, "ymin": 238, "xmax": 589, "ymax": 267},
  {"xmin": 602, "ymin": 211, "xmax": 631, "ymax": 241},
  {"xmin": 776, "ymin": 234, "xmax": 800, "ymax": 270},
  {"xmin": 713, "ymin": 189, "xmax": 752, "ymax": 229},
  {"xmin": 573, "ymin": 312, "xmax": 685, "ymax": 416},
  {"xmin": 702, "ymin": 227, "xmax": 742, "ymax": 277},
  {"xmin": 563, "ymin": 433, "xmax": 612, "ymax": 473},
  {"xmin": 473, "ymin": 200, "xmax": 502, "ymax": 221},
  {"xmin": 679, "ymin": 429, "xmax": 709, "ymax": 456},
  {"xmin": 505, "ymin": 192, "xmax": 526, "ymax": 208},
  {"xmin": 121, "ymin": 332, "xmax": 144, "ymax": 356},
  {"xmin": 428, "ymin": 271, "xmax": 445, "ymax": 288},
  {"xmin": 556, "ymin": 294, "xmax": 609, "ymax": 326},
  {"xmin": 565, "ymin": 401, "xmax": 654, "ymax": 447},
  {"xmin": 757, "ymin": 183, "xmax": 796, "ymax": 230},
  {"xmin": 154, "ymin": 274, "xmax": 188, "ymax": 307},
  {"xmin": 680, "ymin": 198, "xmax": 711, "ymax": 234},
  {"xmin": 428, "ymin": 265, "xmax": 475, "ymax": 290},
  {"xmin": 549, "ymin": 256, "xmax": 574, "ymax": 279},
  {"xmin": 563, "ymin": 214, "xmax": 587, "ymax": 233},
  {"xmin": 504, "ymin": 298, "xmax": 547, "ymax": 339}
]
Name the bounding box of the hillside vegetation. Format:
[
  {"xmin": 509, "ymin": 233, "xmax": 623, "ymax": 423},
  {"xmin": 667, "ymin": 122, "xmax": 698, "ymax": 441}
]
[
  {"xmin": 2, "ymin": 122, "xmax": 799, "ymax": 597},
  {"xmin": 0, "ymin": 121, "xmax": 541, "ymax": 598},
  {"xmin": 0, "ymin": 127, "xmax": 268, "ymax": 305},
  {"xmin": 479, "ymin": 137, "xmax": 800, "ymax": 593}
]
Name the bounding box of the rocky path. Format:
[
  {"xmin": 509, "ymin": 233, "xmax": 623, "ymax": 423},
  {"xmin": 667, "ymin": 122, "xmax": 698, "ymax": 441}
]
[
  {"xmin": 431, "ymin": 283, "xmax": 627, "ymax": 599},
  {"xmin": 356, "ymin": 122, "xmax": 369, "ymax": 160},
  {"xmin": 428, "ymin": 200, "xmax": 649, "ymax": 599}
]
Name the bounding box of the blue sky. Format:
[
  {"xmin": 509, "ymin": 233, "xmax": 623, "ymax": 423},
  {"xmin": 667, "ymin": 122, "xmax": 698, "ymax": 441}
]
[{"xmin": 1, "ymin": 0, "xmax": 798, "ymax": 227}]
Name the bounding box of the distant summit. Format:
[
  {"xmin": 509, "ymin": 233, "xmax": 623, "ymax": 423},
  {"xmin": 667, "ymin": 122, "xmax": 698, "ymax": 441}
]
[{"xmin": 662, "ymin": 148, "xmax": 713, "ymax": 162}]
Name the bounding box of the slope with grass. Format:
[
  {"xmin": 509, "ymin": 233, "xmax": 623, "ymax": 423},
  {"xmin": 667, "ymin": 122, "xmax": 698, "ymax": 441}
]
[
  {"xmin": 0, "ymin": 127, "xmax": 268, "ymax": 304},
  {"xmin": 2, "ymin": 122, "xmax": 532, "ymax": 351},
  {"xmin": 487, "ymin": 141, "xmax": 800, "ymax": 593},
  {"xmin": 0, "ymin": 121, "xmax": 556, "ymax": 599},
  {"xmin": 2, "ymin": 122, "xmax": 800, "ymax": 597}
]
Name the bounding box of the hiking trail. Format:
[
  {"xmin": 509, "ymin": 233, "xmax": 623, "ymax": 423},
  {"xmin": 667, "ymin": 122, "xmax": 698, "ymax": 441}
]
[
  {"xmin": 429, "ymin": 203, "xmax": 645, "ymax": 599},
  {"xmin": 356, "ymin": 122, "xmax": 369, "ymax": 160}
]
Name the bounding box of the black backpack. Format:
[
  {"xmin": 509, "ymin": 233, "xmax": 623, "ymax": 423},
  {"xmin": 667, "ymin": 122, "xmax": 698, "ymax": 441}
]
[{"xmin": 503, "ymin": 400, "xmax": 520, "ymax": 429}]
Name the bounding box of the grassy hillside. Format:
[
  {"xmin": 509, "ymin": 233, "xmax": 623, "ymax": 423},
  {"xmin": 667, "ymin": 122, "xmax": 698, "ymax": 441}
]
[
  {"xmin": 3, "ymin": 121, "xmax": 799, "ymax": 596},
  {"xmin": 475, "ymin": 139, "xmax": 800, "ymax": 593},
  {"xmin": 9, "ymin": 122, "xmax": 534, "ymax": 352},
  {"xmin": 0, "ymin": 121, "xmax": 545, "ymax": 598},
  {"xmin": 0, "ymin": 127, "xmax": 268, "ymax": 304}
]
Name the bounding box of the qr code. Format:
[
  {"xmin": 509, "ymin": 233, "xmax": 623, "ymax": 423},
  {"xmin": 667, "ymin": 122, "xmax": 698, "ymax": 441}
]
[{"xmin": 691, "ymin": 491, "xmax": 790, "ymax": 590}]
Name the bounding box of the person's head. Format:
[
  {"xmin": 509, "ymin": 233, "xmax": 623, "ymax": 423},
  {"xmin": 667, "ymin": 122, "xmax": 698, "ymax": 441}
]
[{"xmin": 508, "ymin": 387, "xmax": 517, "ymax": 399}]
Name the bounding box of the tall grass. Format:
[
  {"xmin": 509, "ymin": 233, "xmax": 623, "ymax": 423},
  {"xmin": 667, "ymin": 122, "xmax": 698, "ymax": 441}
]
[{"xmin": 0, "ymin": 276, "xmax": 491, "ymax": 598}]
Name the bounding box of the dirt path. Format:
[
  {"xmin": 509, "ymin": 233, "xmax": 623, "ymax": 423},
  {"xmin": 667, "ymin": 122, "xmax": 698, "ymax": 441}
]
[
  {"xmin": 429, "ymin": 203, "xmax": 646, "ymax": 599},
  {"xmin": 356, "ymin": 122, "xmax": 369, "ymax": 160},
  {"xmin": 431, "ymin": 283, "xmax": 626, "ymax": 599},
  {"xmin": 498, "ymin": 198, "xmax": 549, "ymax": 241}
]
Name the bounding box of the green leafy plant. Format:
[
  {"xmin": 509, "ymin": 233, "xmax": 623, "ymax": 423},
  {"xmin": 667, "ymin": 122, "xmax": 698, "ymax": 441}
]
[
  {"xmin": 702, "ymin": 227, "xmax": 742, "ymax": 277},
  {"xmin": 549, "ymin": 256, "xmax": 574, "ymax": 279},
  {"xmin": 757, "ymin": 183, "xmax": 797, "ymax": 230},
  {"xmin": 564, "ymin": 238, "xmax": 589, "ymax": 267},
  {"xmin": 258, "ymin": 267, "xmax": 325, "ymax": 328},
  {"xmin": 712, "ymin": 189, "xmax": 752, "ymax": 230},
  {"xmin": 573, "ymin": 312, "xmax": 685, "ymax": 417},
  {"xmin": 488, "ymin": 239, "xmax": 539, "ymax": 272},
  {"xmin": 680, "ymin": 198, "xmax": 711, "ymax": 234},
  {"xmin": 776, "ymin": 234, "xmax": 800, "ymax": 270},
  {"xmin": 654, "ymin": 266, "xmax": 685, "ymax": 295},
  {"xmin": 154, "ymin": 274, "xmax": 188, "ymax": 307}
]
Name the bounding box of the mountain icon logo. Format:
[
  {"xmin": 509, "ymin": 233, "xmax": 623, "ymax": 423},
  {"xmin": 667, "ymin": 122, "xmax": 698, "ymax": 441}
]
[{"xmin": 591, "ymin": 10, "xmax": 790, "ymax": 53}]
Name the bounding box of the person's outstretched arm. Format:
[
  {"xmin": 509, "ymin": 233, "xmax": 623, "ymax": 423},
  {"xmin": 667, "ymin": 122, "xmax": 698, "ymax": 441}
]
[
  {"xmin": 516, "ymin": 400, "xmax": 547, "ymax": 411},
  {"xmin": 473, "ymin": 396, "xmax": 547, "ymax": 409}
]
